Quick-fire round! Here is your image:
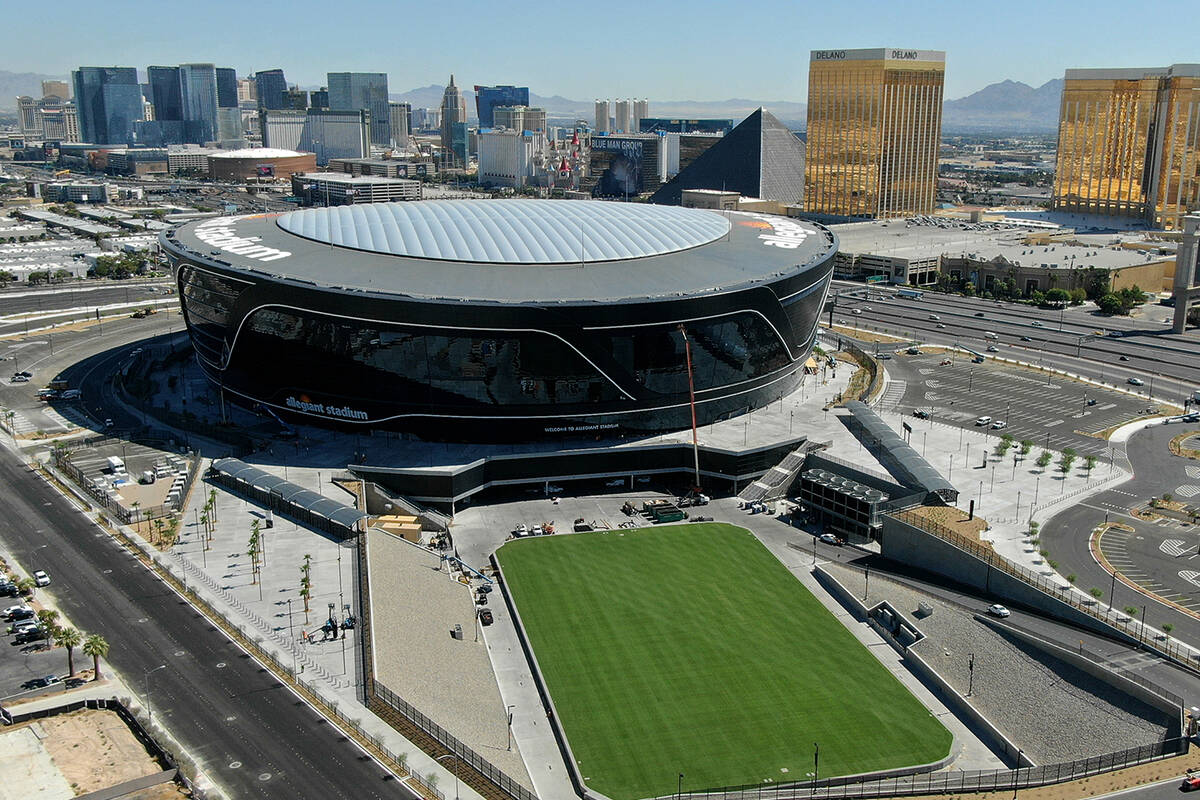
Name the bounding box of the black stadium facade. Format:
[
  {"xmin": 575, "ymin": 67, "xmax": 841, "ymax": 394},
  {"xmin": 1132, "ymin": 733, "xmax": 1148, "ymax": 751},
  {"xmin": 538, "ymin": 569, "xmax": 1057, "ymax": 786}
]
[{"xmin": 160, "ymin": 199, "xmax": 837, "ymax": 440}]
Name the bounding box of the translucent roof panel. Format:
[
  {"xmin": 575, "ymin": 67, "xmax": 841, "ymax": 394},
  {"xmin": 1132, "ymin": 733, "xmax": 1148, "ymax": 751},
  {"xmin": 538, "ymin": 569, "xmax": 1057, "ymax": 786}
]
[{"xmin": 275, "ymin": 199, "xmax": 731, "ymax": 264}]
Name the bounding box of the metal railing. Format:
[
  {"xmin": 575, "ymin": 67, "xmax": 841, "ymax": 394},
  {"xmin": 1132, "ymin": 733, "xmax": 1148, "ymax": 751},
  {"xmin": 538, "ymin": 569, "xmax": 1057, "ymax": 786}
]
[
  {"xmin": 370, "ymin": 682, "xmax": 537, "ymax": 800},
  {"xmin": 671, "ymin": 737, "xmax": 1187, "ymax": 799},
  {"xmin": 892, "ymin": 510, "xmax": 1200, "ymax": 672}
]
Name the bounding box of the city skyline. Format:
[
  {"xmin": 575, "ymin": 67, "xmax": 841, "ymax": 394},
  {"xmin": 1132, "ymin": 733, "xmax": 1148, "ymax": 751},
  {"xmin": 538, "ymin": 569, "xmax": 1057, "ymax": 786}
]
[{"xmin": 5, "ymin": 0, "xmax": 1200, "ymax": 104}]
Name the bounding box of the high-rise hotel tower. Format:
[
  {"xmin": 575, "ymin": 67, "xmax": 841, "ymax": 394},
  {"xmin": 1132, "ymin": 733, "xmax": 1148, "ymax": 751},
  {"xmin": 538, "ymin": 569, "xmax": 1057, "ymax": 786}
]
[
  {"xmin": 1052, "ymin": 64, "xmax": 1200, "ymax": 230},
  {"xmin": 804, "ymin": 48, "xmax": 945, "ymax": 219}
]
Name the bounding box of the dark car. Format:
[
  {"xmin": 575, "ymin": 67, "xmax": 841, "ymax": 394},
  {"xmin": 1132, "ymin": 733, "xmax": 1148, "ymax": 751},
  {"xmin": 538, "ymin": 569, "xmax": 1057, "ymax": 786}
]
[
  {"xmin": 14, "ymin": 628, "xmax": 47, "ymax": 645},
  {"xmin": 913, "ymin": 409, "xmax": 931, "ymax": 419},
  {"xmin": 974, "ymin": 312, "xmax": 985, "ymax": 317},
  {"xmin": 478, "ymin": 608, "xmax": 494, "ymax": 626}
]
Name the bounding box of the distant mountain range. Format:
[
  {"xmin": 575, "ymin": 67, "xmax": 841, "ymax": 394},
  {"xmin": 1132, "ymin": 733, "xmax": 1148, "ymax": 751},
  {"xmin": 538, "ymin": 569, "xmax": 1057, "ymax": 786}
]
[
  {"xmin": 0, "ymin": 70, "xmax": 67, "ymax": 109},
  {"xmin": 0, "ymin": 70, "xmax": 1064, "ymax": 135},
  {"xmin": 389, "ymin": 84, "xmax": 807, "ymax": 128},
  {"xmin": 942, "ymin": 78, "xmax": 1063, "ymax": 133}
]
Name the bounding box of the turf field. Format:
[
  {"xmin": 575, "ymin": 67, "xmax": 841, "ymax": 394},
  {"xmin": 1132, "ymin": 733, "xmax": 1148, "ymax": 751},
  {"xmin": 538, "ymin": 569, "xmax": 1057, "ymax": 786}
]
[{"xmin": 497, "ymin": 522, "xmax": 952, "ymax": 800}]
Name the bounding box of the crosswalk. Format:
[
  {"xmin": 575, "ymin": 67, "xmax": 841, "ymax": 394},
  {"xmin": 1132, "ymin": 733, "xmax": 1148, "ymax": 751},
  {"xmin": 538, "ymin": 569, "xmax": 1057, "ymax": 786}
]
[{"xmin": 876, "ymin": 380, "xmax": 907, "ymax": 413}]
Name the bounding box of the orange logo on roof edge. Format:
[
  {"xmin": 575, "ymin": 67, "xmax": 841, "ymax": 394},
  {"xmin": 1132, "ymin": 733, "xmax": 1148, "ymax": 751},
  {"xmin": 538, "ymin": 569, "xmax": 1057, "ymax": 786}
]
[{"xmin": 738, "ymin": 220, "xmax": 772, "ymax": 229}]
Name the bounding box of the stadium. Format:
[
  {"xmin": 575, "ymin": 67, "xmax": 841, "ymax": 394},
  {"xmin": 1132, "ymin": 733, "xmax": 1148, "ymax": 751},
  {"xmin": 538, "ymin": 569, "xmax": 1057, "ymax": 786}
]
[{"xmin": 160, "ymin": 199, "xmax": 836, "ymax": 440}]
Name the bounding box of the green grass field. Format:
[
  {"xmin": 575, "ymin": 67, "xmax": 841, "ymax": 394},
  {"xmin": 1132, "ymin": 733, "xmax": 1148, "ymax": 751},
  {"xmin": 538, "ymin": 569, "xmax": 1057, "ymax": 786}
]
[{"xmin": 497, "ymin": 522, "xmax": 951, "ymax": 800}]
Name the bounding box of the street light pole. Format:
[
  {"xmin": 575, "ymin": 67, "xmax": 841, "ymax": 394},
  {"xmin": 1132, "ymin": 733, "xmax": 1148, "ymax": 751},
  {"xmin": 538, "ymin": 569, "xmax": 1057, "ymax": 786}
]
[
  {"xmin": 144, "ymin": 663, "xmax": 167, "ymax": 722},
  {"xmin": 507, "ymin": 704, "xmax": 516, "ymax": 751},
  {"xmin": 434, "ymin": 754, "xmax": 460, "ymax": 800}
]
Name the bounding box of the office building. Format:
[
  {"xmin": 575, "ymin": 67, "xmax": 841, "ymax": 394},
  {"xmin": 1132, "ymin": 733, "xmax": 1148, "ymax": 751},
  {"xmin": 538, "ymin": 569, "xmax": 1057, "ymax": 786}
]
[
  {"xmin": 298, "ymin": 109, "xmax": 371, "ymax": 165},
  {"xmin": 633, "ymin": 99, "xmax": 648, "ymax": 132},
  {"xmin": 40, "ymin": 104, "xmax": 80, "ymax": 142},
  {"xmin": 254, "ymin": 69, "xmax": 288, "ymax": 110},
  {"xmin": 474, "ymin": 85, "xmax": 529, "ymax": 128},
  {"xmin": 237, "ymin": 77, "xmax": 256, "ymax": 105},
  {"xmin": 388, "ymin": 102, "xmax": 410, "ymax": 149},
  {"xmin": 594, "ymin": 99, "xmax": 609, "ymax": 134},
  {"xmin": 16, "ymin": 96, "xmax": 39, "ymax": 137},
  {"xmin": 651, "ymin": 109, "xmax": 805, "ymax": 206},
  {"xmin": 412, "ymin": 107, "xmax": 440, "ymax": 131},
  {"xmin": 179, "ymin": 64, "xmax": 220, "ymax": 144},
  {"xmin": 328, "ymin": 72, "xmax": 390, "ymax": 147},
  {"xmin": 289, "ymin": 172, "xmax": 422, "ymax": 205},
  {"xmin": 440, "ymin": 75, "xmax": 468, "ymax": 165},
  {"xmin": 42, "ymin": 80, "xmax": 70, "ymax": 100},
  {"xmin": 310, "ymin": 88, "xmax": 329, "ymax": 110},
  {"xmin": 72, "ymin": 66, "xmax": 143, "ymax": 145},
  {"xmin": 167, "ymin": 145, "xmax": 221, "ymax": 175},
  {"xmin": 327, "ymin": 157, "xmax": 437, "ymax": 179},
  {"xmin": 147, "ymin": 66, "xmax": 183, "ymax": 123},
  {"xmin": 285, "ymin": 87, "xmax": 310, "ymax": 110},
  {"xmin": 493, "ymin": 105, "xmax": 546, "ymax": 133},
  {"xmin": 477, "ymin": 129, "xmax": 543, "ymax": 187},
  {"xmin": 1052, "ymin": 64, "xmax": 1200, "ymax": 230},
  {"xmin": 261, "ymin": 110, "xmax": 306, "ymax": 151},
  {"xmin": 614, "ymin": 99, "xmax": 631, "ymax": 134},
  {"xmin": 804, "ymin": 48, "xmax": 945, "ymax": 219},
  {"xmin": 216, "ymin": 68, "xmax": 238, "ymax": 108}
]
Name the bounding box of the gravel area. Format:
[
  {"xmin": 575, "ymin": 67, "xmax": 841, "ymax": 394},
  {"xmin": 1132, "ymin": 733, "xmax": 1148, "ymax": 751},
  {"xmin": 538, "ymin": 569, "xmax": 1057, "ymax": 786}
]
[
  {"xmin": 822, "ymin": 562, "xmax": 1171, "ymax": 764},
  {"xmin": 366, "ymin": 531, "xmax": 533, "ymax": 790}
]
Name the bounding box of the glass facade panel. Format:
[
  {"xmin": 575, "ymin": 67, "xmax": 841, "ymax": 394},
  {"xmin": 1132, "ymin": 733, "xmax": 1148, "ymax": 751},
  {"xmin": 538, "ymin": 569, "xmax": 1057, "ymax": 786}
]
[
  {"xmin": 605, "ymin": 312, "xmax": 790, "ymax": 395},
  {"xmin": 237, "ymin": 308, "xmax": 620, "ymax": 409},
  {"xmin": 1053, "ymin": 68, "xmax": 1200, "ymax": 230},
  {"xmin": 178, "ymin": 264, "xmax": 249, "ymax": 364}
]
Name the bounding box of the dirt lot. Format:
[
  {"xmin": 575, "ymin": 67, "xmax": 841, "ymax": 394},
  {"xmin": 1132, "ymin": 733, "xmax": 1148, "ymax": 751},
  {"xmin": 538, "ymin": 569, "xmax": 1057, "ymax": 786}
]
[
  {"xmin": 38, "ymin": 708, "xmax": 173, "ymax": 795},
  {"xmin": 904, "ymin": 504, "xmax": 990, "ymax": 542}
]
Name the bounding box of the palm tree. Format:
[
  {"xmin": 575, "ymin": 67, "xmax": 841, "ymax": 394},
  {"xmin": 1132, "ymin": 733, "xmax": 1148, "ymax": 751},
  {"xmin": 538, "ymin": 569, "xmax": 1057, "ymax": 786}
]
[
  {"xmin": 83, "ymin": 634, "xmax": 109, "ymax": 681},
  {"xmin": 56, "ymin": 627, "xmax": 82, "ymax": 677},
  {"xmin": 16, "ymin": 576, "xmax": 34, "ymax": 597},
  {"xmin": 36, "ymin": 608, "xmax": 60, "ymax": 634}
]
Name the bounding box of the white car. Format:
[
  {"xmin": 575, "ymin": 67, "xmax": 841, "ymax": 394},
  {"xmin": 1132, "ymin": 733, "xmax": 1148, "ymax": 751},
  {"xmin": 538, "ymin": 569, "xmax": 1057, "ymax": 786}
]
[
  {"xmin": 1031, "ymin": 321, "xmax": 1044, "ymax": 327},
  {"xmin": 987, "ymin": 604, "xmax": 1011, "ymax": 618},
  {"xmin": 32, "ymin": 571, "xmax": 50, "ymax": 587},
  {"xmin": 975, "ymin": 416, "xmax": 993, "ymax": 426},
  {"xmin": 60, "ymin": 389, "xmax": 81, "ymax": 399},
  {"xmin": 1127, "ymin": 377, "xmax": 1145, "ymax": 386},
  {"xmin": 991, "ymin": 420, "xmax": 1008, "ymax": 430},
  {"xmin": 513, "ymin": 523, "xmax": 527, "ymax": 536}
]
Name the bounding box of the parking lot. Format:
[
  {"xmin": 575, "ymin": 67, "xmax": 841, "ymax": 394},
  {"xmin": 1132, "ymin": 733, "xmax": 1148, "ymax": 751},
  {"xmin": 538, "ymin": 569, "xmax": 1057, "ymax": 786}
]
[
  {"xmin": 1099, "ymin": 519, "xmax": 1200, "ymax": 614},
  {"xmin": 884, "ymin": 353, "xmax": 1152, "ymax": 458},
  {"xmin": 0, "ymin": 586, "xmax": 75, "ymax": 703}
]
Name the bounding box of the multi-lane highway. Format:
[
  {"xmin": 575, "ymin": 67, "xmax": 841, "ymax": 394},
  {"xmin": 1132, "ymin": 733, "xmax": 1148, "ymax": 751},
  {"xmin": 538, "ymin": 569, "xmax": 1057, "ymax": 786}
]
[
  {"xmin": 0, "ymin": 450, "xmax": 414, "ymax": 800},
  {"xmin": 830, "ymin": 283, "xmax": 1200, "ymax": 404}
]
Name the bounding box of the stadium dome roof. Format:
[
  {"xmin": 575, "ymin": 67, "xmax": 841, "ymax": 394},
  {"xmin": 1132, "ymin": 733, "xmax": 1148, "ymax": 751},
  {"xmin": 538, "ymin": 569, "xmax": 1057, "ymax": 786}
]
[{"xmin": 275, "ymin": 199, "xmax": 731, "ymax": 264}]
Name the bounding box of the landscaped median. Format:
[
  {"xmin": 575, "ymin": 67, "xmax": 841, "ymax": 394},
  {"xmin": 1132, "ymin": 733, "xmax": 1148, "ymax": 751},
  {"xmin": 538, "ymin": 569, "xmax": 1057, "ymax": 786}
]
[{"xmin": 497, "ymin": 522, "xmax": 952, "ymax": 800}]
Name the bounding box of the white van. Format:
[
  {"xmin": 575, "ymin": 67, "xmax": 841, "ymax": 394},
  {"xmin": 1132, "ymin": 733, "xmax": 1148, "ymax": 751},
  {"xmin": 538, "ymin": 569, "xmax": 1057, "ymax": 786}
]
[
  {"xmin": 984, "ymin": 331, "xmax": 999, "ymax": 340},
  {"xmin": 975, "ymin": 416, "xmax": 993, "ymax": 426}
]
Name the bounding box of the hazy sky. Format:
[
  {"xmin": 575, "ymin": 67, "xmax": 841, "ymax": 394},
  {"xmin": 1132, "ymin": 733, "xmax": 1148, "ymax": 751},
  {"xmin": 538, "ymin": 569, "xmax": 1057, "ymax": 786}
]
[{"xmin": 8, "ymin": 0, "xmax": 1199, "ymax": 101}]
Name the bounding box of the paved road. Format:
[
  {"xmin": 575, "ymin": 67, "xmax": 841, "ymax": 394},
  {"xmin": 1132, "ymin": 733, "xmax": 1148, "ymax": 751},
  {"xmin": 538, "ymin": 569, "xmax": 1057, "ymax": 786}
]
[
  {"xmin": 830, "ymin": 285, "xmax": 1200, "ymax": 404},
  {"xmin": 1042, "ymin": 422, "xmax": 1200, "ymax": 648},
  {"xmin": 0, "ymin": 451, "xmax": 413, "ymax": 800}
]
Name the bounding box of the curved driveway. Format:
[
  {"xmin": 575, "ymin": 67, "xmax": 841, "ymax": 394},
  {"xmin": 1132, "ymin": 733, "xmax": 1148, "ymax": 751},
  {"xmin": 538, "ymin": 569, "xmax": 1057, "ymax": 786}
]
[{"xmin": 1041, "ymin": 422, "xmax": 1200, "ymax": 644}]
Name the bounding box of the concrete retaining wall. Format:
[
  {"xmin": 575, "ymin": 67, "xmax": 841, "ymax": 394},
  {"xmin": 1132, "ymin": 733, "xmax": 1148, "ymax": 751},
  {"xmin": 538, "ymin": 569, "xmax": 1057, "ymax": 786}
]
[{"xmin": 881, "ymin": 515, "xmax": 1142, "ymax": 646}]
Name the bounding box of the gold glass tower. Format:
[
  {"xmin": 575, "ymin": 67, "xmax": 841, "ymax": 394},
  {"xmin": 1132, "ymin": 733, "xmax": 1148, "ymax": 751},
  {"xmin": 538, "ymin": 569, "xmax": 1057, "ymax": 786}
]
[
  {"xmin": 805, "ymin": 48, "xmax": 945, "ymax": 219},
  {"xmin": 1053, "ymin": 64, "xmax": 1200, "ymax": 230}
]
